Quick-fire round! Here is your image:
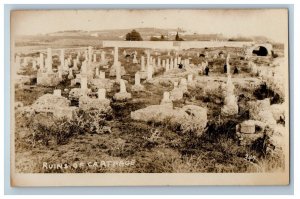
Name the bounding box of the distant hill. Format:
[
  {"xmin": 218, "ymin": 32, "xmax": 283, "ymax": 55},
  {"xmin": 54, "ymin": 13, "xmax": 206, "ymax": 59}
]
[
  {"xmin": 41, "ymin": 28, "xmax": 273, "ymax": 42},
  {"xmin": 14, "ymin": 28, "xmax": 274, "ymax": 49}
]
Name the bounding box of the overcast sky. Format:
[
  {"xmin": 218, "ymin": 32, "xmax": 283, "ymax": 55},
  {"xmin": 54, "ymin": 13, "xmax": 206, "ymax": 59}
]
[{"xmin": 11, "ymin": 9, "xmax": 288, "ymax": 42}]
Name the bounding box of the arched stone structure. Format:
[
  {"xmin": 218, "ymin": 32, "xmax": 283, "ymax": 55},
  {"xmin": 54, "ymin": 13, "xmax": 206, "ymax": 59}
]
[{"xmin": 247, "ymin": 43, "xmax": 273, "ymax": 57}]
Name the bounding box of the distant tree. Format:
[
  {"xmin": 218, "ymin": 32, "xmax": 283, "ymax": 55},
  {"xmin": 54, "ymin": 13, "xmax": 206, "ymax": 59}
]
[
  {"xmin": 125, "ymin": 29, "xmax": 143, "ymax": 41},
  {"xmin": 161, "ymin": 35, "xmax": 165, "ymax": 40},
  {"xmin": 175, "ymin": 32, "xmax": 184, "ymax": 41},
  {"xmin": 175, "ymin": 32, "xmax": 180, "ymax": 41}
]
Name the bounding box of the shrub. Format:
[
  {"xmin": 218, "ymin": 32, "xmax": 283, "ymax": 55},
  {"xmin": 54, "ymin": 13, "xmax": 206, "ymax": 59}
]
[{"xmin": 27, "ymin": 109, "xmax": 111, "ymax": 147}]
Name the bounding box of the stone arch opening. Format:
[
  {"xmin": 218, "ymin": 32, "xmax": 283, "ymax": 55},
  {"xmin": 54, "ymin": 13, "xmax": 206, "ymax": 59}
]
[{"xmin": 252, "ymin": 46, "xmax": 268, "ymax": 56}]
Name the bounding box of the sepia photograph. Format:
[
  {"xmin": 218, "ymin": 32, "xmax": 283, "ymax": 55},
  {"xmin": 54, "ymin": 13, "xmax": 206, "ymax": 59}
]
[{"xmin": 10, "ymin": 8, "xmax": 289, "ymax": 186}]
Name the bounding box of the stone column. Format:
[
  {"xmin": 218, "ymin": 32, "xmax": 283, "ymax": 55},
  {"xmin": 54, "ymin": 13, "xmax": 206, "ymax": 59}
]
[
  {"xmin": 68, "ymin": 68, "xmax": 74, "ymax": 79},
  {"xmin": 39, "ymin": 53, "xmax": 44, "ymax": 69},
  {"xmin": 81, "ymin": 61, "xmax": 87, "ymax": 74},
  {"xmin": 116, "ymin": 63, "xmax": 121, "ymax": 81},
  {"xmin": 100, "ymin": 51, "xmax": 106, "ymax": 63},
  {"xmin": 174, "ymin": 58, "xmax": 178, "ymax": 68},
  {"xmin": 141, "ymin": 56, "xmax": 145, "ymax": 71},
  {"xmin": 60, "ymin": 49, "xmax": 65, "ymax": 69},
  {"xmin": 157, "ymin": 57, "xmax": 161, "ymax": 67},
  {"xmin": 88, "ymin": 46, "xmax": 93, "ymax": 63},
  {"xmin": 85, "ymin": 49, "xmax": 88, "ymax": 61},
  {"xmin": 162, "ymin": 60, "xmax": 166, "ymax": 68},
  {"xmin": 163, "ymin": 92, "xmax": 170, "ymax": 100},
  {"xmin": 81, "ymin": 76, "xmax": 88, "ymax": 91},
  {"xmin": 64, "ymin": 59, "xmax": 69, "ymax": 70},
  {"xmin": 95, "ymin": 67, "xmax": 99, "ymax": 77},
  {"xmin": 146, "ymin": 50, "xmax": 150, "ymax": 68},
  {"xmin": 133, "ymin": 54, "xmax": 138, "ymax": 64},
  {"xmin": 98, "ymin": 88, "xmax": 106, "ymax": 100},
  {"xmin": 161, "ymin": 91, "xmax": 171, "ymax": 104},
  {"xmin": 166, "ymin": 59, "xmax": 170, "ymax": 69},
  {"xmin": 120, "ymin": 79, "xmax": 126, "ymax": 93},
  {"xmin": 178, "ymin": 57, "xmax": 181, "ymax": 64},
  {"xmin": 147, "ymin": 65, "xmax": 152, "ymax": 80},
  {"xmin": 99, "ymin": 71, "xmax": 105, "ymax": 79},
  {"xmin": 93, "ymin": 54, "xmax": 97, "ymax": 62},
  {"xmin": 135, "ymin": 72, "xmax": 141, "ymax": 86},
  {"xmin": 170, "ymin": 59, "xmax": 174, "ymax": 70},
  {"xmin": 73, "ymin": 59, "xmax": 78, "ymax": 70},
  {"xmin": 32, "ymin": 60, "xmax": 37, "ymax": 71},
  {"xmin": 165, "ymin": 64, "xmax": 169, "ymax": 72},
  {"xmin": 46, "ymin": 48, "xmax": 52, "ymax": 73},
  {"xmin": 187, "ymin": 74, "xmax": 193, "ymax": 83},
  {"xmin": 152, "ymin": 58, "xmax": 156, "ymax": 67},
  {"xmin": 113, "ymin": 46, "xmax": 119, "ymax": 66},
  {"xmin": 226, "ymin": 54, "xmax": 231, "ymax": 75}
]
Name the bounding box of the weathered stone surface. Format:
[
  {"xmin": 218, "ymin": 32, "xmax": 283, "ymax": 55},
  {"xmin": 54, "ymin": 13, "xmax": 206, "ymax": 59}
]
[
  {"xmin": 139, "ymin": 71, "xmax": 148, "ymax": 80},
  {"xmin": 131, "ymin": 84, "xmax": 145, "ymax": 92},
  {"xmin": 237, "ymin": 120, "xmax": 266, "ymax": 134},
  {"xmin": 31, "ymin": 93, "xmax": 77, "ymax": 119},
  {"xmin": 131, "ymin": 104, "xmax": 176, "ymax": 123},
  {"xmin": 113, "ymin": 92, "xmax": 132, "ymax": 101},
  {"xmin": 90, "ymin": 78, "xmax": 115, "ymax": 92},
  {"xmin": 113, "ymin": 79, "xmax": 132, "ymax": 101},
  {"xmin": 37, "ymin": 71, "xmax": 60, "ymax": 86},
  {"xmin": 79, "ymin": 95, "xmax": 111, "ymax": 112},
  {"xmin": 170, "ymin": 87, "xmax": 184, "ymax": 101},
  {"xmin": 109, "ymin": 63, "xmax": 126, "ymax": 77},
  {"xmin": 69, "ymin": 88, "xmax": 87, "ymax": 100},
  {"xmin": 131, "ymin": 104, "xmax": 207, "ymax": 134},
  {"xmin": 54, "ymin": 107, "xmax": 77, "ymax": 119},
  {"xmin": 32, "ymin": 94, "xmax": 70, "ymax": 112},
  {"xmin": 221, "ymin": 95, "xmax": 238, "ymax": 116},
  {"xmin": 161, "ymin": 91, "xmax": 172, "ymax": 105},
  {"xmin": 248, "ymin": 98, "xmax": 276, "ymax": 125}
]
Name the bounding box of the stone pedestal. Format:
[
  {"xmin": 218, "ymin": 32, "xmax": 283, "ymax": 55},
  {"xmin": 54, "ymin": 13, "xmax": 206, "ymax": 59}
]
[
  {"xmin": 109, "ymin": 46, "xmax": 126, "ymax": 78},
  {"xmin": 132, "ymin": 72, "xmax": 145, "ymax": 92},
  {"xmin": 113, "ymin": 79, "xmax": 132, "ymax": 101}
]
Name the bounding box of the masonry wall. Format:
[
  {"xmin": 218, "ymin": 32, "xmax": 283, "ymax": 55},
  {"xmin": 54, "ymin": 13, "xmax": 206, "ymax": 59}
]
[{"xmin": 102, "ymin": 41, "xmax": 255, "ymax": 50}]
